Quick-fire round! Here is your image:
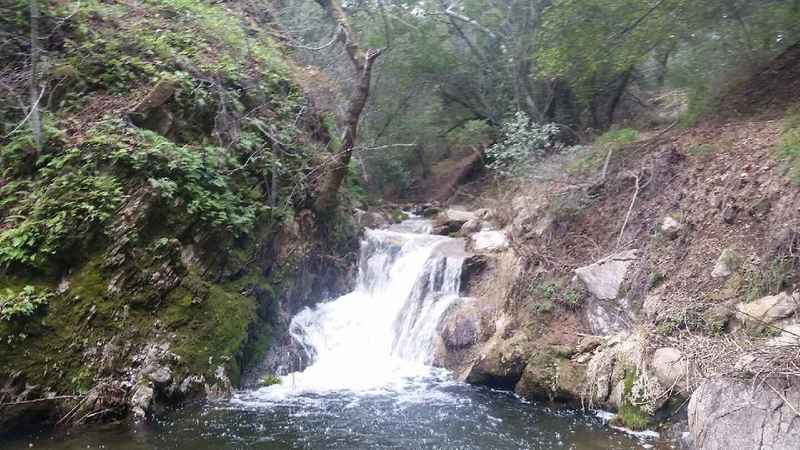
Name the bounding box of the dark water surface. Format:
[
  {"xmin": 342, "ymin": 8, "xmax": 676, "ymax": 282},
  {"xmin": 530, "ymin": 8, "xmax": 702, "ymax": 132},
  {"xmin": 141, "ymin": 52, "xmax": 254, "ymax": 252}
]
[{"xmin": 4, "ymin": 377, "xmax": 657, "ymax": 450}]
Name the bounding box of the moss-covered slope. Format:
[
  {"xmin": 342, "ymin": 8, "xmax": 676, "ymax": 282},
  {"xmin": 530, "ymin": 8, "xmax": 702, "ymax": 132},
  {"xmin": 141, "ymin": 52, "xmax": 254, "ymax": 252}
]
[{"xmin": 0, "ymin": 0, "xmax": 357, "ymax": 431}]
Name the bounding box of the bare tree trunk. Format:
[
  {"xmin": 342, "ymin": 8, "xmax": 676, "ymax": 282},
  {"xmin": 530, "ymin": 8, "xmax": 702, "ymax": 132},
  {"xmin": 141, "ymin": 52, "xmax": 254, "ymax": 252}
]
[
  {"xmin": 313, "ymin": 0, "xmax": 382, "ymax": 214},
  {"xmin": 29, "ymin": 0, "xmax": 42, "ymax": 152}
]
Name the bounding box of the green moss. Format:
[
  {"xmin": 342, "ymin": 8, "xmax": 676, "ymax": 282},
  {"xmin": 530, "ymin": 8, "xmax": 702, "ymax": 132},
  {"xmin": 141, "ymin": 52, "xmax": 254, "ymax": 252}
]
[
  {"xmin": 612, "ymin": 369, "xmax": 651, "ymax": 431},
  {"xmin": 167, "ymin": 276, "xmax": 256, "ymax": 385},
  {"xmin": 389, "ymin": 209, "xmax": 409, "ymax": 223}
]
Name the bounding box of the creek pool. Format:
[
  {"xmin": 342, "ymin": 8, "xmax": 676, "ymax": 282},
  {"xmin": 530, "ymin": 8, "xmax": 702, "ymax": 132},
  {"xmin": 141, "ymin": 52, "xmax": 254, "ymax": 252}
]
[{"xmin": 5, "ymin": 372, "xmax": 657, "ymax": 449}]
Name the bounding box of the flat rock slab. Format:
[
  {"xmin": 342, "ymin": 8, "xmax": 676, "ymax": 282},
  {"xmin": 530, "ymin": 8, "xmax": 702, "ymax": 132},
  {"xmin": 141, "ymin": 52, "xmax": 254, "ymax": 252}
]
[
  {"xmin": 574, "ymin": 250, "xmax": 639, "ymax": 300},
  {"xmin": 471, "ymin": 230, "xmax": 509, "ymax": 252}
]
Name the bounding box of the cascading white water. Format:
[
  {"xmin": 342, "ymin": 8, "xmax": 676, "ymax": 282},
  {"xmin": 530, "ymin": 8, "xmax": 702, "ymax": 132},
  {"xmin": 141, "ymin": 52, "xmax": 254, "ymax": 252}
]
[{"xmin": 263, "ymin": 219, "xmax": 465, "ymax": 393}]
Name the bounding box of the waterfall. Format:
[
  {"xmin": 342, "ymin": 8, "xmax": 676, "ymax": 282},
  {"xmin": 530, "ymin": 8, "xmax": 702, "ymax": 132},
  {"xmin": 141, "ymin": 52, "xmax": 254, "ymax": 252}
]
[{"xmin": 274, "ymin": 220, "xmax": 465, "ymax": 392}]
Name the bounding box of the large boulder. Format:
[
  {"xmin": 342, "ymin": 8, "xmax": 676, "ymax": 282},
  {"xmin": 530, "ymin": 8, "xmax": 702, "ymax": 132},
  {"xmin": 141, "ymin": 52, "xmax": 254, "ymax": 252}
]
[
  {"xmin": 735, "ymin": 292, "xmax": 798, "ymax": 329},
  {"xmin": 515, "ymin": 350, "xmax": 586, "ymax": 402},
  {"xmin": 574, "ymin": 250, "xmax": 639, "ymax": 334},
  {"xmin": 574, "ymin": 250, "xmax": 639, "ymax": 300},
  {"xmin": 688, "ymin": 378, "xmax": 800, "ymax": 450},
  {"xmin": 465, "ymin": 334, "xmax": 527, "ymax": 389},
  {"xmin": 440, "ymin": 301, "xmax": 482, "ymax": 350},
  {"xmin": 651, "ymin": 347, "xmax": 688, "ymax": 393}
]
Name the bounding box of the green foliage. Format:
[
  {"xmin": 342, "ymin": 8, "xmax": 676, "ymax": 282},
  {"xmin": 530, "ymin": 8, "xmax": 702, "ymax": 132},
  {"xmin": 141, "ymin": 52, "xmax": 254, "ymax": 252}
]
[
  {"xmin": 485, "ymin": 112, "xmax": 561, "ymax": 178},
  {"xmin": 596, "ymin": 128, "xmax": 639, "ymax": 145},
  {"xmin": 85, "ymin": 122, "xmax": 261, "ymax": 235},
  {"xmin": 0, "ymin": 149, "xmax": 124, "ymax": 270},
  {"xmin": 647, "ymin": 271, "xmax": 666, "ymax": 289},
  {"xmin": 446, "ymin": 120, "xmax": 494, "ymax": 151},
  {"xmin": 532, "ymin": 278, "xmax": 584, "ymax": 310},
  {"xmin": 0, "ymin": 286, "xmax": 54, "ymax": 321},
  {"xmin": 743, "ymin": 258, "xmax": 792, "ymax": 302},
  {"xmin": 260, "ymin": 374, "xmax": 282, "ymax": 387}
]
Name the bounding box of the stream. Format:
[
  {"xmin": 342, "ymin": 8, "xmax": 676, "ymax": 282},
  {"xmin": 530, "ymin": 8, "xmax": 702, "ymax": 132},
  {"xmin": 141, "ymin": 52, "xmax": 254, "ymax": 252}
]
[{"xmin": 4, "ymin": 218, "xmax": 657, "ymax": 449}]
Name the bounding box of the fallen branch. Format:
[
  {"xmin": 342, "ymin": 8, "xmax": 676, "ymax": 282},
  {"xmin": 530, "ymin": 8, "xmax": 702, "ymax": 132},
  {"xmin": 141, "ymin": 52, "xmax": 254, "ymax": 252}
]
[
  {"xmin": 617, "ymin": 174, "xmax": 640, "ymax": 248},
  {"xmin": 0, "ymin": 395, "xmax": 79, "ymax": 407}
]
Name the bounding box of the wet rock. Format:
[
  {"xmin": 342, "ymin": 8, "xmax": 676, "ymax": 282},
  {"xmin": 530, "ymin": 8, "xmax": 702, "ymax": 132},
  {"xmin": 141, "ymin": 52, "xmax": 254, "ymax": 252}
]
[
  {"xmin": 711, "ymin": 248, "xmax": 739, "ymax": 278},
  {"xmin": 130, "ymin": 382, "xmax": 154, "ymax": 419},
  {"xmin": 432, "ymin": 209, "xmax": 477, "ymax": 235},
  {"xmin": 734, "ymin": 292, "xmax": 798, "ymax": 329},
  {"xmin": 465, "ymin": 336, "xmax": 527, "ymax": 389},
  {"xmin": 460, "ymin": 255, "xmax": 490, "ymax": 292},
  {"xmin": 354, "ymin": 209, "xmax": 389, "ymax": 229},
  {"xmin": 421, "ymin": 206, "xmax": 442, "ymax": 217},
  {"xmin": 440, "ymin": 302, "xmax": 481, "ymax": 349},
  {"xmin": 515, "ymin": 351, "xmax": 586, "ymax": 402},
  {"xmin": 688, "ymin": 378, "xmax": 800, "ymax": 450},
  {"xmin": 459, "ymin": 219, "xmax": 483, "ymax": 235}
]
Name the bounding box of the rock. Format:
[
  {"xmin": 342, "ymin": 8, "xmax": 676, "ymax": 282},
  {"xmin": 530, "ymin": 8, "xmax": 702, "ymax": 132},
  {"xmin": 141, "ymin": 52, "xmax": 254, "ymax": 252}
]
[
  {"xmin": 688, "ymin": 378, "xmax": 800, "ymax": 450},
  {"xmin": 465, "ymin": 336, "xmax": 527, "ymax": 389},
  {"xmin": 445, "ymin": 209, "xmax": 478, "ymax": 223},
  {"xmin": 355, "ymin": 209, "xmax": 389, "ymax": 229},
  {"xmin": 130, "ymin": 382, "xmax": 154, "ymax": 419},
  {"xmin": 470, "ymin": 230, "xmax": 509, "ymax": 252},
  {"xmin": 459, "ymin": 219, "xmax": 483, "ymax": 235},
  {"xmin": 473, "ymin": 208, "xmax": 493, "ymax": 220},
  {"xmin": 721, "ymin": 205, "xmax": 737, "ymax": 224},
  {"xmin": 421, "ymin": 206, "xmax": 441, "ymax": 217},
  {"xmin": 651, "ymin": 347, "xmax": 687, "ymax": 391},
  {"xmin": 144, "ymin": 364, "xmax": 172, "ymax": 385},
  {"xmin": 661, "ymin": 216, "xmax": 683, "ymax": 239},
  {"xmin": 460, "ymin": 255, "xmax": 490, "ymax": 292},
  {"xmin": 735, "ymin": 292, "xmax": 798, "ymax": 328},
  {"xmin": 515, "ymin": 351, "xmax": 586, "ymax": 402},
  {"xmin": 642, "ymin": 294, "xmax": 661, "ymax": 320},
  {"xmin": 574, "ymin": 250, "xmax": 639, "ymax": 300},
  {"xmin": 432, "ymin": 209, "xmax": 478, "ymax": 235},
  {"xmin": 440, "ymin": 303, "xmax": 481, "ymax": 349},
  {"xmin": 711, "ymin": 248, "xmax": 739, "ymax": 278}
]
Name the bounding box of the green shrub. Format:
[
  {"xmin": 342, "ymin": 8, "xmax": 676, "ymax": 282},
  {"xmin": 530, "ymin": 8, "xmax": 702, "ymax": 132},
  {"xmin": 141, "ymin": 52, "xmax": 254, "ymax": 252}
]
[
  {"xmin": 0, "ymin": 286, "xmax": 54, "ymax": 321},
  {"xmin": 485, "ymin": 112, "xmax": 561, "ymax": 178}
]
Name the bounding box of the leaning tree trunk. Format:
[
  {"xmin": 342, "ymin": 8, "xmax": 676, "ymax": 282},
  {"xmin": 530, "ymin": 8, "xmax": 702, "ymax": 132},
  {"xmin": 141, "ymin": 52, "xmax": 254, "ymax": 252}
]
[{"xmin": 313, "ymin": 0, "xmax": 382, "ymax": 214}]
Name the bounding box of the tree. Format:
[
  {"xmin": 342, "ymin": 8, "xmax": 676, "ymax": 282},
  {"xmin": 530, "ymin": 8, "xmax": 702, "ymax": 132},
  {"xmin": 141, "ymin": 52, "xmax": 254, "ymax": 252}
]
[{"xmin": 312, "ymin": 0, "xmax": 383, "ymax": 213}]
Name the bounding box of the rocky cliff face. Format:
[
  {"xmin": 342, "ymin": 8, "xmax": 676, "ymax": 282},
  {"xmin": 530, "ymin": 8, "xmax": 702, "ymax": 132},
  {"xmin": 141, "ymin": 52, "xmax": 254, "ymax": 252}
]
[{"xmin": 432, "ymin": 116, "xmax": 800, "ymax": 448}]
